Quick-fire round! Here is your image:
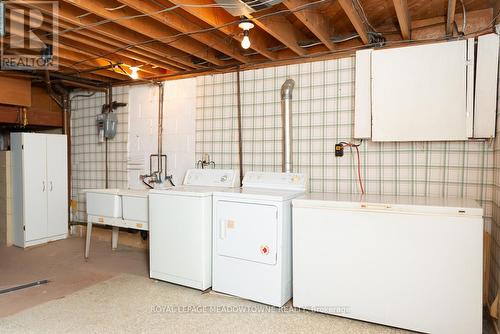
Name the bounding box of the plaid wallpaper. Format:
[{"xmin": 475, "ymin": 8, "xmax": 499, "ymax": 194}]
[
  {"xmin": 196, "ymin": 57, "xmax": 494, "ymax": 215},
  {"xmin": 70, "ymin": 87, "xmax": 129, "ymax": 221},
  {"xmin": 197, "ymin": 55, "xmax": 499, "ymax": 305}
]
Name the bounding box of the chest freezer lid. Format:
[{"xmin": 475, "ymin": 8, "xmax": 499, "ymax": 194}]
[{"xmin": 292, "ymin": 193, "xmax": 483, "ymax": 217}]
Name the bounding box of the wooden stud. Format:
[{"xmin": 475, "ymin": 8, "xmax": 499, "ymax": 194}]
[
  {"xmin": 337, "ymin": 0, "xmax": 370, "ymax": 44},
  {"xmin": 249, "ymin": 7, "xmax": 308, "ymax": 56},
  {"xmin": 115, "ymin": 0, "xmax": 249, "ymax": 64},
  {"xmin": 446, "ymin": 0, "xmax": 457, "ymax": 36},
  {"xmin": 393, "ymin": 0, "xmax": 411, "ymax": 40},
  {"xmin": 62, "ymin": 0, "xmax": 226, "ymax": 66},
  {"xmin": 21, "ymin": 1, "xmax": 198, "ymax": 70},
  {"xmin": 167, "ymin": 0, "xmax": 277, "ymax": 60},
  {"xmin": 283, "ymin": 0, "xmax": 335, "ymax": 51}
]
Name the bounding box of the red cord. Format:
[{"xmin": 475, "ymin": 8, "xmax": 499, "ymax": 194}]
[
  {"xmin": 341, "ymin": 142, "xmax": 365, "ymax": 194},
  {"xmin": 354, "ymin": 146, "xmax": 365, "ymax": 194}
]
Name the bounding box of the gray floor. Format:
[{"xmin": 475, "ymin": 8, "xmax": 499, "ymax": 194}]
[
  {"xmin": 0, "ymin": 273, "xmax": 411, "ymax": 334},
  {"xmin": 0, "ymin": 237, "xmax": 492, "ymax": 333}
]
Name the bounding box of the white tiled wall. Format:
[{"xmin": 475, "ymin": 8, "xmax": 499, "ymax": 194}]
[{"xmin": 127, "ymin": 79, "xmax": 196, "ymax": 188}]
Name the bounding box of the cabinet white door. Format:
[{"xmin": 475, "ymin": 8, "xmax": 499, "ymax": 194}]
[
  {"xmin": 22, "ymin": 134, "xmax": 48, "ymax": 242},
  {"xmin": 371, "ymin": 40, "xmax": 468, "ymax": 141},
  {"xmin": 46, "ymin": 135, "xmax": 68, "ymax": 238}
]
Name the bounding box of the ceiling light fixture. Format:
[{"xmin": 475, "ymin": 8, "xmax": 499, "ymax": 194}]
[
  {"xmin": 238, "ymin": 20, "xmax": 254, "ymax": 50},
  {"xmin": 129, "ymin": 66, "xmax": 139, "ymax": 80}
]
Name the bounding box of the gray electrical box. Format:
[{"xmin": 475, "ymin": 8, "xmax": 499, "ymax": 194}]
[{"xmin": 96, "ymin": 113, "xmax": 118, "ymax": 142}]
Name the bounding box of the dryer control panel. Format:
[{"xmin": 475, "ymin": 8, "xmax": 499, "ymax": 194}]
[
  {"xmin": 242, "ymin": 171, "xmax": 307, "ymax": 191},
  {"xmin": 183, "ymin": 169, "xmax": 239, "ymax": 187}
]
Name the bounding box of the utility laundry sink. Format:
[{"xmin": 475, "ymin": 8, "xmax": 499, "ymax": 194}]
[
  {"xmin": 84, "ymin": 189, "xmax": 149, "ymax": 222},
  {"xmin": 120, "ymin": 189, "xmax": 149, "ymax": 223},
  {"xmin": 85, "ymin": 189, "xmax": 122, "ymax": 218}
]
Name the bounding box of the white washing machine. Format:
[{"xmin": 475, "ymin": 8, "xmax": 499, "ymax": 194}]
[
  {"xmin": 212, "ymin": 171, "xmax": 307, "ymax": 307},
  {"xmin": 149, "ymin": 169, "xmax": 239, "ymax": 290}
]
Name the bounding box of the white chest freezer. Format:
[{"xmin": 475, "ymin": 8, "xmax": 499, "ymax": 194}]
[{"xmin": 292, "ymin": 193, "xmax": 483, "ymax": 334}]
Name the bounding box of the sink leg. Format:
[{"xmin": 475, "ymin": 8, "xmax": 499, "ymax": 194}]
[
  {"xmin": 112, "ymin": 226, "xmax": 119, "ymax": 250},
  {"xmin": 85, "ymin": 221, "xmax": 92, "ymax": 260}
]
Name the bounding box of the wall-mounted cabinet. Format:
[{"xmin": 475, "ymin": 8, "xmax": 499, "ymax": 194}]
[{"xmin": 354, "ymin": 34, "xmax": 499, "ymax": 142}]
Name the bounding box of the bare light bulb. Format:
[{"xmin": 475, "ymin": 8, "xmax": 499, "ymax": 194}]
[
  {"xmin": 241, "ymin": 35, "xmax": 251, "ymax": 49},
  {"xmin": 129, "ymin": 66, "xmax": 139, "ymax": 80}
]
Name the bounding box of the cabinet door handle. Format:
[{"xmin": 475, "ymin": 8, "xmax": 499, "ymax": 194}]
[
  {"xmin": 42, "ymin": 181, "xmax": 45, "ymax": 192},
  {"xmin": 49, "ymin": 181, "xmax": 53, "ymax": 191}
]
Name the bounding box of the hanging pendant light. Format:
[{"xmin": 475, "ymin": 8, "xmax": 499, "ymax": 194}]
[{"xmin": 238, "ymin": 20, "xmax": 255, "ymax": 50}]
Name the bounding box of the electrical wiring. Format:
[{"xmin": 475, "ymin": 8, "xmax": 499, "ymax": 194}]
[{"xmin": 340, "ymin": 141, "xmax": 365, "ymax": 194}]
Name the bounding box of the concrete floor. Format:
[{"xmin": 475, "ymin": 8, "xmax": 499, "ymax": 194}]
[
  {"xmin": 0, "ymin": 237, "xmax": 492, "ymax": 333},
  {"xmin": 0, "ymin": 236, "xmax": 148, "ymax": 317}
]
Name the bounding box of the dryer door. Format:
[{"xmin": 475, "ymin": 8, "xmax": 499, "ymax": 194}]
[{"xmin": 216, "ymin": 200, "xmax": 278, "ymax": 265}]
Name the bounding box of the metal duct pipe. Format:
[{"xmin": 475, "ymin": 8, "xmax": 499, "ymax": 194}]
[{"xmin": 281, "ymin": 79, "xmax": 295, "ymax": 173}]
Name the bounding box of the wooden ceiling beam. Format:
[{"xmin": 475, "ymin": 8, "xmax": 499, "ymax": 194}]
[
  {"xmin": 7, "ymin": 8, "xmax": 171, "ymax": 76},
  {"xmin": 21, "ymin": 1, "xmax": 197, "ymax": 70},
  {"xmin": 337, "ymin": 0, "xmax": 370, "ymax": 44},
  {"xmin": 57, "ymin": 49, "xmax": 130, "ymax": 80},
  {"xmin": 62, "ymin": 0, "xmax": 226, "ymax": 66},
  {"xmin": 393, "ymin": 0, "xmax": 411, "ymax": 40},
  {"xmin": 115, "ymin": 0, "xmax": 249, "ymax": 64},
  {"xmin": 55, "ymin": 65, "xmax": 115, "ymax": 83},
  {"xmin": 58, "ymin": 60, "xmax": 123, "ymax": 81},
  {"xmin": 166, "ymin": 0, "xmax": 276, "ymax": 60},
  {"xmin": 248, "ymin": 8, "xmax": 308, "ymax": 56},
  {"xmin": 283, "ymin": 0, "xmax": 335, "ymax": 51},
  {"xmin": 57, "ymin": 38, "xmax": 168, "ymax": 77},
  {"xmin": 446, "ymin": 0, "xmax": 457, "ymax": 35}
]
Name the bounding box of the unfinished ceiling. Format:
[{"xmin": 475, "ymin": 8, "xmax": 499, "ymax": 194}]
[{"xmin": 2, "ymin": 0, "xmax": 498, "ymax": 84}]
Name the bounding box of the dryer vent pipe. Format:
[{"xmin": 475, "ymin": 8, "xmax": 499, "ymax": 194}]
[{"xmin": 281, "ymin": 79, "xmax": 295, "ymax": 173}]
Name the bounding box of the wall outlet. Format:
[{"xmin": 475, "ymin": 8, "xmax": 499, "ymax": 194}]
[
  {"xmin": 496, "ymin": 24, "xmax": 500, "ymax": 35},
  {"xmin": 335, "ymin": 144, "xmax": 344, "ymax": 157}
]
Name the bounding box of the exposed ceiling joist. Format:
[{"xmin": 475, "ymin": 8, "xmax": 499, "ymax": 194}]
[
  {"xmin": 167, "ymin": 0, "xmax": 277, "ymax": 60},
  {"xmin": 283, "ymin": 0, "xmax": 335, "ymax": 51},
  {"xmin": 249, "ymin": 8, "xmax": 308, "ymax": 56},
  {"xmin": 337, "ymin": 0, "xmax": 370, "ymax": 44},
  {"xmin": 393, "ymin": 0, "xmax": 411, "ymax": 40},
  {"xmin": 446, "ymin": 0, "xmax": 457, "ymax": 35},
  {"xmin": 114, "ymin": 0, "xmax": 249, "ymax": 64},
  {"xmin": 7, "ymin": 8, "xmax": 170, "ymax": 77},
  {"xmin": 21, "ymin": 1, "xmax": 196, "ymax": 71},
  {"xmin": 62, "ymin": 0, "xmax": 227, "ymax": 66}
]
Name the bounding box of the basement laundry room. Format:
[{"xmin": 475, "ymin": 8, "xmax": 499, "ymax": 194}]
[{"xmin": 0, "ymin": 0, "xmax": 500, "ymax": 333}]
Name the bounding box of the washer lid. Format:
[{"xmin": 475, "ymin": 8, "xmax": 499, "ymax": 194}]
[
  {"xmin": 213, "ymin": 187, "xmax": 304, "ymax": 201},
  {"xmin": 292, "ymin": 193, "xmax": 483, "ymax": 217}
]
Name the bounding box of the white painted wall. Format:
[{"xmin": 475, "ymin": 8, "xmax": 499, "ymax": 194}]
[{"xmin": 127, "ymin": 79, "xmax": 196, "ymax": 189}]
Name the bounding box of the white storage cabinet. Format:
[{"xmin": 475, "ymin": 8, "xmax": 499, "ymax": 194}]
[{"xmin": 11, "ymin": 133, "xmax": 68, "ymax": 247}]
